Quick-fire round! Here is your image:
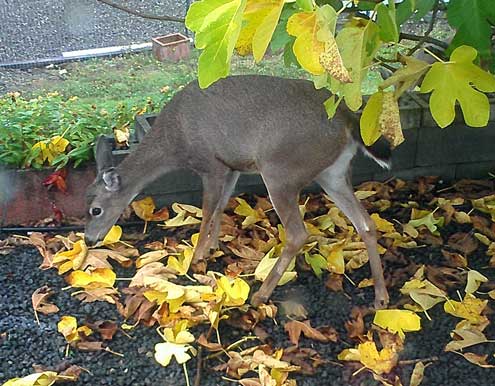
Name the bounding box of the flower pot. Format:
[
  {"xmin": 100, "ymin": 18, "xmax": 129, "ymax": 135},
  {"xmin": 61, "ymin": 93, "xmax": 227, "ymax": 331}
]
[{"xmin": 152, "ymin": 33, "xmax": 191, "ymax": 62}]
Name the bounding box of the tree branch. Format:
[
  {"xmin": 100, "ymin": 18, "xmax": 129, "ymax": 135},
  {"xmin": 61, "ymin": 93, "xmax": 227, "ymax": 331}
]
[
  {"xmin": 407, "ymin": 0, "xmax": 441, "ymax": 56},
  {"xmin": 399, "ymin": 33, "xmax": 449, "ymax": 49},
  {"xmin": 95, "ymin": 0, "xmax": 185, "ymax": 23}
]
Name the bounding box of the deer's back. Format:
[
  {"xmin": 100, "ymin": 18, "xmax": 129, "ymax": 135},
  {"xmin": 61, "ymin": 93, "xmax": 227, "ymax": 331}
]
[{"xmin": 148, "ymin": 75, "xmax": 352, "ymax": 175}]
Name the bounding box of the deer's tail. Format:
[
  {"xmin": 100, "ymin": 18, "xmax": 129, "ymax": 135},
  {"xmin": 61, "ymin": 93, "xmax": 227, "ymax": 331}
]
[
  {"xmin": 347, "ymin": 117, "xmax": 392, "ymax": 170},
  {"xmin": 358, "ymin": 136, "xmax": 392, "ymax": 170}
]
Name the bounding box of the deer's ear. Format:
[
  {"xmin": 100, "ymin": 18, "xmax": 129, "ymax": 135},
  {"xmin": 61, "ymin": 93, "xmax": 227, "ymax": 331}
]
[
  {"xmin": 102, "ymin": 168, "xmax": 121, "ymax": 192},
  {"xmin": 95, "ymin": 135, "xmax": 113, "ymax": 173}
]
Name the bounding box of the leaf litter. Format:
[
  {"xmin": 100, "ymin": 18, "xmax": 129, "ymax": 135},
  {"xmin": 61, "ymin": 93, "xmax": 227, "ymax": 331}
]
[{"xmin": 7, "ymin": 177, "xmax": 495, "ymax": 385}]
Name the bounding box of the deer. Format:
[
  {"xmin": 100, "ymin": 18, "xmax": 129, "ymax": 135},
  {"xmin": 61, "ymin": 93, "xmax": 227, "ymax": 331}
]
[{"xmin": 84, "ymin": 75, "xmax": 391, "ymax": 309}]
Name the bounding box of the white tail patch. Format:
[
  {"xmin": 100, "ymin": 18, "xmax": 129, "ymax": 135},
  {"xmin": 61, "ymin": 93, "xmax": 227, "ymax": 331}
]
[{"xmin": 362, "ymin": 147, "xmax": 392, "ymax": 170}]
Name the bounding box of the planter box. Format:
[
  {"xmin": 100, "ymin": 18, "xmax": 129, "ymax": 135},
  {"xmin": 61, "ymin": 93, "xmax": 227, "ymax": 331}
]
[
  {"xmin": 152, "ymin": 33, "xmax": 191, "ymax": 62},
  {"xmin": 0, "ymin": 166, "xmax": 96, "ymax": 226}
]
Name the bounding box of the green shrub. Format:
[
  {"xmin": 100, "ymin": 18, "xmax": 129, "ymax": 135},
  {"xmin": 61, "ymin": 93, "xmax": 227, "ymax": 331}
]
[{"xmin": 0, "ymin": 91, "xmax": 169, "ymax": 169}]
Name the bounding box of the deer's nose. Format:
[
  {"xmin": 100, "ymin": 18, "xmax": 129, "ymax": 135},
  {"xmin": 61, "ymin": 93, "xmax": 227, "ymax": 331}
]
[{"xmin": 84, "ymin": 234, "xmax": 98, "ymax": 247}]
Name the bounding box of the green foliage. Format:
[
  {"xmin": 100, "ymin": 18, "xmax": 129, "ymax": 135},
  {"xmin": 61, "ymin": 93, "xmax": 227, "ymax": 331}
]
[
  {"xmin": 185, "ymin": 0, "xmax": 248, "ymax": 88},
  {"xmin": 0, "ymin": 92, "xmax": 166, "ymax": 169},
  {"xmin": 447, "ymin": 0, "xmax": 495, "ymax": 69}
]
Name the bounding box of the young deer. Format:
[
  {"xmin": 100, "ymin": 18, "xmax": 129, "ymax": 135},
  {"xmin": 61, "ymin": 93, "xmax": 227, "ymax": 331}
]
[{"xmin": 85, "ymin": 75, "xmax": 391, "ymax": 309}]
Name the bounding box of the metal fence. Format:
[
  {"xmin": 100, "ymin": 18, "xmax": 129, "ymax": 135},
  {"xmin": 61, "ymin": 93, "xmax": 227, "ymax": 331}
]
[{"xmin": 0, "ymin": 0, "xmax": 189, "ymax": 68}]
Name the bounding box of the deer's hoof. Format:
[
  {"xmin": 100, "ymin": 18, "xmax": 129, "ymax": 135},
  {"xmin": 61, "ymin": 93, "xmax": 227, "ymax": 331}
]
[
  {"xmin": 191, "ymin": 259, "xmax": 207, "ymax": 274},
  {"xmin": 251, "ymin": 291, "xmax": 269, "ymax": 307},
  {"xmin": 374, "ymin": 288, "xmax": 390, "ymax": 310}
]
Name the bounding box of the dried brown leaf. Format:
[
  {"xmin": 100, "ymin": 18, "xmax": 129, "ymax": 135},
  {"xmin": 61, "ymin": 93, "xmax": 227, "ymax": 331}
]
[
  {"xmin": 32, "ymin": 286, "xmax": 59, "ymax": 316},
  {"xmin": 284, "ymin": 320, "xmax": 336, "ymax": 346}
]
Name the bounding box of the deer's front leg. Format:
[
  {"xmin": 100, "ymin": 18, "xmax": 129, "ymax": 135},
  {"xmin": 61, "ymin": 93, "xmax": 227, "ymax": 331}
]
[
  {"xmin": 192, "ymin": 169, "xmax": 238, "ymax": 271},
  {"xmin": 251, "ymin": 177, "xmax": 307, "ymax": 306}
]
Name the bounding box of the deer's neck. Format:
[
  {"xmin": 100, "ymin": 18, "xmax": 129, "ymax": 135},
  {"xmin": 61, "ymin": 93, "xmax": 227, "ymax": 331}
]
[{"xmin": 115, "ymin": 137, "xmax": 180, "ymax": 203}]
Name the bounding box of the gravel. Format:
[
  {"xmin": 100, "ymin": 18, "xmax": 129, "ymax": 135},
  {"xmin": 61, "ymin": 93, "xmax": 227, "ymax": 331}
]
[{"xmin": 0, "ymin": 0, "xmax": 188, "ymax": 64}]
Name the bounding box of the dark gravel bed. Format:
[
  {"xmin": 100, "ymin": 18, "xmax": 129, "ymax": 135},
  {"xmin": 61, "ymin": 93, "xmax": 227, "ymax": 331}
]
[
  {"xmin": 1, "ymin": 228, "xmax": 494, "ymax": 386},
  {"xmin": 0, "ymin": 0, "xmax": 188, "ymax": 64}
]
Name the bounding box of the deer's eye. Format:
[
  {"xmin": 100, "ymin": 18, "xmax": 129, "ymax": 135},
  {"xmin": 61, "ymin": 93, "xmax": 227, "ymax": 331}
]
[{"xmin": 90, "ymin": 207, "xmax": 103, "ymax": 217}]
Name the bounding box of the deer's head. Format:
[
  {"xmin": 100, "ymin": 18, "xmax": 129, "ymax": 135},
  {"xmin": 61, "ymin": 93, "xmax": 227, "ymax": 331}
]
[{"xmin": 84, "ymin": 135, "xmax": 127, "ymax": 246}]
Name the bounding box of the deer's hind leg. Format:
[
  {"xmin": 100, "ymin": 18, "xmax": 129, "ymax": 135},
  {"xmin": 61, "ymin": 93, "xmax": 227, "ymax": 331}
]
[
  {"xmin": 251, "ymin": 172, "xmax": 308, "ymax": 306},
  {"xmin": 315, "ymin": 156, "xmax": 389, "ymax": 309},
  {"xmin": 192, "ymin": 169, "xmax": 239, "ymax": 268}
]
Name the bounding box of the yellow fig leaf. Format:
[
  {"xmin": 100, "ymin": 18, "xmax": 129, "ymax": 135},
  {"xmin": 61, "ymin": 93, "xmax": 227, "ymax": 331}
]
[
  {"xmin": 52, "ymin": 240, "xmax": 88, "ymax": 274},
  {"xmin": 66, "ymin": 268, "xmax": 116, "ymax": 289},
  {"xmin": 371, "ymin": 213, "xmax": 395, "ymax": 233},
  {"xmin": 444, "ymin": 295, "xmax": 488, "ymax": 324},
  {"xmin": 287, "ymin": 11, "xmax": 324, "ymax": 75},
  {"xmin": 234, "ymin": 197, "xmax": 266, "ymax": 228},
  {"xmin": 420, "ymin": 45, "xmax": 495, "ymax": 128},
  {"xmin": 324, "ymin": 244, "xmax": 345, "ymax": 275},
  {"xmin": 236, "ymin": 0, "xmax": 285, "ymax": 61},
  {"xmin": 2, "ymin": 371, "xmax": 61, "ymax": 386},
  {"xmin": 163, "ymin": 203, "xmax": 202, "ymax": 228},
  {"xmin": 185, "ymin": 0, "xmax": 248, "ymax": 88},
  {"xmin": 102, "ymin": 225, "xmax": 122, "ymax": 245},
  {"xmin": 287, "ymin": 5, "xmax": 338, "ymax": 77},
  {"xmin": 255, "ymin": 248, "xmax": 297, "ymax": 285},
  {"xmin": 319, "ymin": 37, "xmax": 352, "ymax": 83},
  {"xmin": 215, "ymin": 275, "xmax": 250, "ymax": 306},
  {"xmin": 338, "ymin": 341, "xmax": 397, "ymax": 375},
  {"xmin": 167, "ymin": 233, "xmax": 198, "ymax": 275},
  {"xmin": 131, "ymin": 197, "xmax": 169, "ymax": 222},
  {"xmin": 373, "ymin": 309, "xmax": 421, "ymax": 340},
  {"xmin": 57, "ymin": 315, "xmax": 92, "ymax": 344},
  {"xmin": 379, "ymin": 92, "xmax": 404, "ymax": 148},
  {"xmin": 360, "ymin": 91, "xmax": 384, "ymax": 146},
  {"xmin": 465, "ymin": 269, "xmax": 488, "ymax": 294}
]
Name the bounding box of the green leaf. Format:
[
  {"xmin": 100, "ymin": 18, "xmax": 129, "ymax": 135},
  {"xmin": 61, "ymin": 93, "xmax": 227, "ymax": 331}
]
[
  {"xmin": 332, "ymin": 18, "xmax": 381, "ymax": 111},
  {"xmin": 414, "ymin": 0, "xmax": 436, "ymax": 21},
  {"xmin": 270, "ymin": 6, "xmax": 298, "ymax": 51},
  {"xmin": 186, "ymin": 0, "xmax": 248, "ymax": 88},
  {"xmin": 297, "ymin": 0, "xmax": 314, "ymax": 12},
  {"xmin": 408, "ymin": 210, "xmax": 444, "ymax": 234},
  {"xmin": 447, "ymin": 0, "xmax": 495, "ymax": 64},
  {"xmin": 396, "ymin": 0, "xmax": 415, "ymax": 26},
  {"xmin": 380, "ymin": 55, "xmax": 430, "ymax": 97},
  {"xmin": 420, "ymin": 45, "xmax": 495, "ymax": 128},
  {"xmin": 377, "ymin": 3, "xmax": 399, "ymax": 43},
  {"xmin": 304, "ymin": 252, "xmax": 328, "ymax": 278}
]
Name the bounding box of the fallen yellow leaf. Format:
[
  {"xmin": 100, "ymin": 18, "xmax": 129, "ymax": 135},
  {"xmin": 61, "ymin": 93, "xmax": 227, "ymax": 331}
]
[{"xmin": 373, "ymin": 309, "xmax": 421, "ymax": 340}]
